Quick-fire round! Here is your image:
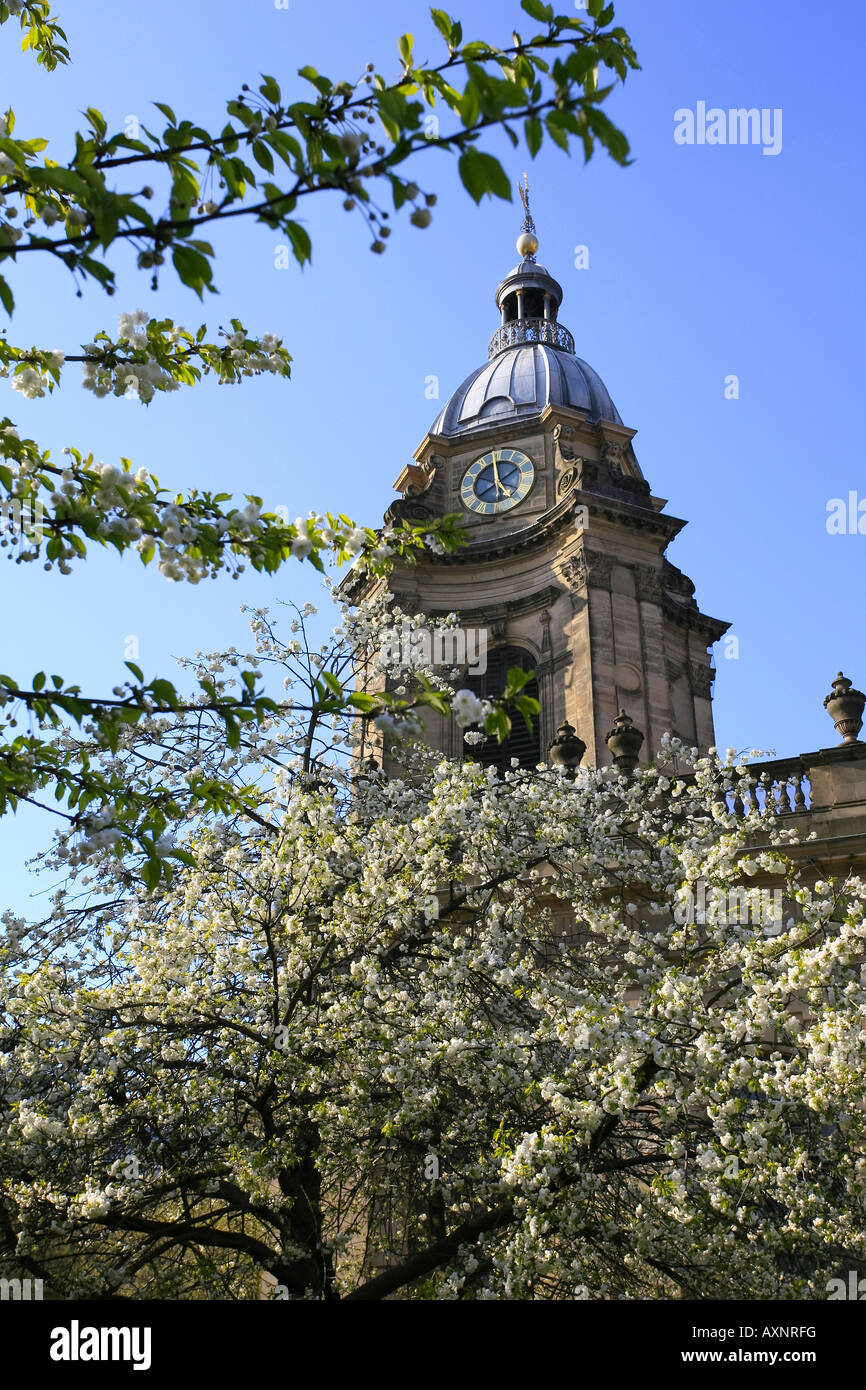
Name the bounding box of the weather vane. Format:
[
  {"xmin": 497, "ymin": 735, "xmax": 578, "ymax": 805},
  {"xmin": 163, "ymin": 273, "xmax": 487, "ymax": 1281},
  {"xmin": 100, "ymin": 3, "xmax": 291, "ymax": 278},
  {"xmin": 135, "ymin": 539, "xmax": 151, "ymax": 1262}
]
[{"xmin": 516, "ymin": 173, "xmax": 539, "ymax": 261}]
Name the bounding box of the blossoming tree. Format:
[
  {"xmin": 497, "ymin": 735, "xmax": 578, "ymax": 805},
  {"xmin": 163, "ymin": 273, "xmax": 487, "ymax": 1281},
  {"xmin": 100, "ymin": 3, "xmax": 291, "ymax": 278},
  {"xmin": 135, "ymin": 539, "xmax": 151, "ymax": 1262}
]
[
  {"xmin": 1, "ymin": 600, "xmax": 865, "ymax": 1300},
  {"xmin": 0, "ymin": 0, "xmax": 638, "ymax": 886}
]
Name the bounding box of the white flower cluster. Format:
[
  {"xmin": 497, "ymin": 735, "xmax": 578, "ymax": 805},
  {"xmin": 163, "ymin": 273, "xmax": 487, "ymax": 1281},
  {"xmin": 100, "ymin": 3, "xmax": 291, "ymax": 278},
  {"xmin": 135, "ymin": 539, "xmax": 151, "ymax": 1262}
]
[
  {"xmin": 373, "ymin": 709, "xmax": 424, "ymax": 740},
  {"xmin": 451, "ymin": 689, "xmax": 492, "ymax": 728},
  {"xmin": 10, "ymin": 367, "xmax": 48, "ymax": 399},
  {"xmin": 6, "ymin": 351, "xmax": 63, "ymax": 399},
  {"xmin": 78, "ymin": 313, "xmax": 288, "ymax": 403},
  {"xmin": 222, "ymin": 328, "xmax": 286, "ymax": 378},
  {"xmin": 82, "ymin": 311, "xmax": 179, "ymax": 403}
]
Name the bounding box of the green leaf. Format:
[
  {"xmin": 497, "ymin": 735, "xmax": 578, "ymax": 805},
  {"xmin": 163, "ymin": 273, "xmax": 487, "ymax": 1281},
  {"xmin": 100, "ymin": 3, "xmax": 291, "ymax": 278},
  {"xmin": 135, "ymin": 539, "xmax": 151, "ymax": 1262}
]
[
  {"xmin": 520, "ymin": 0, "xmax": 554, "ymax": 20},
  {"xmin": 84, "ymin": 107, "xmax": 107, "ymax": 137},
  {"xmin": 171, "ymin": 244, "xmax": 214, "ymax": 297},
  {"xmin": 545, "ymin": 113, "xmax": 570, "ymax": 152},
  {"xmin": 268, "ymin": 129, "xmax": 303, "ymax": 167},
  {"xmin": 377, "ymin": 88, "xmax": 422, "ymax": 140},
  {"xmin": 390, "ymin": 176, "xmax": 410, "ymax": 210},
  {"xmin": 458, "ymin": 82, "xmax": 479, "ymax": 128},
  {"xmin": 148, "ymin": 678, "xmax": 179, "ymax": 708},
  {"xmin": 585, "ymin": 106, "xmax": 631, "ymax": 165},
  {"xmin": 26, "ymin": 166, "xmax": 86, "ymax": 195},
  {"xmin": 524, "ymin": 115, "xmax": 543, "ymax": 158},
  {"xmin": 485, "ymin": 707, "xmax": 512, "ymax": 742},
  {"xmin": 76, "ymin": 257, "xmax": 115, "ymax": 293},
  {"xmin": 252, "ymin": 140, "xmax": 274, "ymax": 174},
  {"xmin": 284, "ymin": 220, "xmax": 312, "ymax": 266},
  {"xmin": 297, "ymin": 66, "xmax": 332, "ymax": 96},
  {"xmin": 398, "ymin": 33, "xmax": 413, "ymax": 66},
  {"xmin": 153, "ymin": 102, "xmax": 177, "ymax": 126},
  {"xmin": 0, "ymin": 275, "xmax": 12, "ymax": 316},
  {"xmin": 458, "ymin": 148, "xmax": 512, "ymax": 204},
  {"xmin": 504, "ymin": 666, "xmax": 533, "ymax": 698},
  {"xmin": 125, "ymin": 662, "xmax": 144, "ymax": 682},
  {"xmin": 259, "ymin": 75, "xmax": 281, "ymax": 103},
  {"xmin": 142, "ymin": 858, "xmax": 161, "ymax": 892},
  {"xmin": 430, "ymin": 9, "xmax": 454, "ymax": 43},
  {"xmin": 348, "ymin": 692, "xmax": 376, "ymax": 712}
]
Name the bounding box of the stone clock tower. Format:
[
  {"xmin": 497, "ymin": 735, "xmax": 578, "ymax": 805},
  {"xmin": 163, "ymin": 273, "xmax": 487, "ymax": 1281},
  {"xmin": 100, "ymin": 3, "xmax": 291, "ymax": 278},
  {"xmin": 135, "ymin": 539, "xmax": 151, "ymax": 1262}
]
[{"xmin": 354, "ymin": 191, "xmax": 729, "ymax": 772}]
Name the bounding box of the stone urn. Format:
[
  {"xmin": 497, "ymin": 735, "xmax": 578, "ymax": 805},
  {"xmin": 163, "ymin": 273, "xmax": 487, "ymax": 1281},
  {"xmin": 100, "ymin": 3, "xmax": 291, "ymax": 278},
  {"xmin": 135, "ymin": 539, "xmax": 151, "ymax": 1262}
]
[
  {"xmin": 605, "ymin": 709, "xmax": 644, "ymax": 775},
  {"xmin": 548, "ymin": 720, "xmax": 586, "ymax": 776},
  {"xmin": 823, "ymin": 672, "xmax": 866, "ymax": 744}
]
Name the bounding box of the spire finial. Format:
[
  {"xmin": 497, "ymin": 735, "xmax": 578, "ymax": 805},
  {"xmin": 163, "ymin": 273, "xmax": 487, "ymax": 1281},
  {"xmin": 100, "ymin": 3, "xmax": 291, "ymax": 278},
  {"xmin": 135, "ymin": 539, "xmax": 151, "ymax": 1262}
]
[{"xmin": 516, "ymin": 173, "xmax": 539, "ymax": 261}]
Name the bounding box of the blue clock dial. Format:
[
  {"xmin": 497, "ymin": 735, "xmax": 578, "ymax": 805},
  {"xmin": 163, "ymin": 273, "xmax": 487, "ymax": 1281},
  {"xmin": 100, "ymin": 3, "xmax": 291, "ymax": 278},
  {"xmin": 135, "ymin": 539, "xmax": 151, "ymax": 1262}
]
[{"xmin": 460, "ymin": 448, "xmax": 535, "ymax": 515}]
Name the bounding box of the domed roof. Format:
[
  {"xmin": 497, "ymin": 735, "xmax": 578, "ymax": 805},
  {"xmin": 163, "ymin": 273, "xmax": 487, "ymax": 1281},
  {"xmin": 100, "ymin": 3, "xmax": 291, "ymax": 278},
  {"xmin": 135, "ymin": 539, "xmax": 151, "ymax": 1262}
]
[
  {"xmin": 428, "ymin": 183, "xmax": 621, "ymax": 439},
  {"xmin": 430, "ymin": 343, "xmax": 621, "ymax": 438}
]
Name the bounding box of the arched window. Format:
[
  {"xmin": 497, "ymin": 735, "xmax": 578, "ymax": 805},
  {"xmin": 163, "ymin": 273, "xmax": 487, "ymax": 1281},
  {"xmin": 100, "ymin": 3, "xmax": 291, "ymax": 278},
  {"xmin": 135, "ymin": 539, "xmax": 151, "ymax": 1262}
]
[{"xmin": 465, "ymin": 645, "xmax": 541, "ymax": 774}]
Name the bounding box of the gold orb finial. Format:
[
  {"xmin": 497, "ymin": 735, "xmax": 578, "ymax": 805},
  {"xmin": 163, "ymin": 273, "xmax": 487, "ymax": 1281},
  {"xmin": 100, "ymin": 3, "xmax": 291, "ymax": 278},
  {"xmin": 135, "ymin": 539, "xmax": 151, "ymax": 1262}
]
[
  {"xmin": 517, "ymin": 172, "xmax": 538, "ymax": 260},
  {"xmin": 517, "ymin": 230, "xmax": 539, "ymax": 258}
]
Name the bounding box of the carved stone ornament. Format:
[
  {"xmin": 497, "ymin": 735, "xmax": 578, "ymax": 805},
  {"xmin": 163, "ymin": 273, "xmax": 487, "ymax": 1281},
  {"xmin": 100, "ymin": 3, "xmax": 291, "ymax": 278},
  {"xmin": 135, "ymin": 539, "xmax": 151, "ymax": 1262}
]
[
  {"xmin": 562, "ymin": 553, "xmax": 589, "ymax": 592},
  {"xmin": 602, "ymin": 439, "xmax": 626, "ymax": 475},
  {"xmin": 634, "ymin": 563, "xmax": 664, "ymax": 603},
  {"xmin": 824, "ymin": 671, "xmax": 866, "ymax": 744},
  {"xmin": 585, "ymin": 551, "xmax": 615, "ymax": 588},
  {"xmin": 553, "ymin": 421, "xmax": 579, "ymax": 462},
  {"xmin": 386, "ymin": 496, "xmax": 434, "ymax": 526},
  {"xmin": 605, "ymin": 709, "xmax": 644, "ymax": 775},
  {"xmin": 548, "ymin": 720, "xmax": 586, "ymax": 776},
  {"xmin": 557, "ymin": 464, "xmax": 581, "ymax": 497},
  {"xmin": 688, "ymin": 661, "xmax": 715, "ymax": 699}
]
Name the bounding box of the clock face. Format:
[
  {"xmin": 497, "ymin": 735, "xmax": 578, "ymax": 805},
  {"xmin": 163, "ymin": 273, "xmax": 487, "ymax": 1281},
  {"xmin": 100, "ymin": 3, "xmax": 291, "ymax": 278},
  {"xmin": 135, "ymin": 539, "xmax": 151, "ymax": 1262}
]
[{"xmin": 460, "ymin": 448, "xmax": 535, "ymax": 515}]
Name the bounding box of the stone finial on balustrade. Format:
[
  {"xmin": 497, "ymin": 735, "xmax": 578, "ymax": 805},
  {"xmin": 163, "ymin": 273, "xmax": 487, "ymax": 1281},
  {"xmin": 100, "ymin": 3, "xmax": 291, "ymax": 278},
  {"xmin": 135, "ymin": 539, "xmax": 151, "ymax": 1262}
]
[
  {"xmin": 548, "ymin": 721, "xmax": 586, "ymax": 777},
  {"xmin": 823, "ymin": 672, "xmax": 866, "ymax": 745},
  {"xmin": 605, "ymin": 709, "xmax": 645, "ymax": 775}
]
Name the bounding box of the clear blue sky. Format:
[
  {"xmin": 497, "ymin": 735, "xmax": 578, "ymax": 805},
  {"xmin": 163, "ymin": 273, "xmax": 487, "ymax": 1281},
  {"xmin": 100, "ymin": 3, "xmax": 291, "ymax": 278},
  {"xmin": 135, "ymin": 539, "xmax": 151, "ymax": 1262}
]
[{"xmin": 3, "ymin": 0, "xmax": 865, "ymax": 914}]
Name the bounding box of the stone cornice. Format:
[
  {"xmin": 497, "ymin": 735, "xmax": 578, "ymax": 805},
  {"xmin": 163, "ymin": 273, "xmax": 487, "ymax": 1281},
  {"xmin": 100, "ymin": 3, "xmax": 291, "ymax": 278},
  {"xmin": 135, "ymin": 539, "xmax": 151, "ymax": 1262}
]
[
  {"xmin": 571, "ymin": 487, "xmax": 686, "ymax": 541},
  {"xmin": 662, "ymin": 592, "xmax": 730, "ymax": 641},
  {"xmin": 425, "ymin": 583, "xmax": 564, "ymax": 625},
  {"xmin": 415, "ymin": 403, "xmax": 639, "ymax": 464},
  {"xmin": 432, "ymin": 491, "xmax": 587, "ymax": 565},
  {"xmin": 414, "ymin": 415, "xmax": 548, "ymax": 461}
]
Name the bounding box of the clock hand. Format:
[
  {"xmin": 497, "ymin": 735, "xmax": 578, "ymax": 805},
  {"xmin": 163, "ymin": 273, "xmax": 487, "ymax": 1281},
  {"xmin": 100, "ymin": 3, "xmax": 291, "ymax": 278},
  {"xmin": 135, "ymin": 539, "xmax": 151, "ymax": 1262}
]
[{"xmin": 492, "ymin": 460, "xmax": 506, "ymax": 495}]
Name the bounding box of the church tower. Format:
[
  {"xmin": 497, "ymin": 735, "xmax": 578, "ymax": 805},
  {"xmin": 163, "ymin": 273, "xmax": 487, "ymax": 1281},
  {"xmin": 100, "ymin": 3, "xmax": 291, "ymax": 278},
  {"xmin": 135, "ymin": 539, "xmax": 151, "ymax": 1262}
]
[{"xmin": 361, "ymin": 186, "xmax": 729, "ymax": 772}]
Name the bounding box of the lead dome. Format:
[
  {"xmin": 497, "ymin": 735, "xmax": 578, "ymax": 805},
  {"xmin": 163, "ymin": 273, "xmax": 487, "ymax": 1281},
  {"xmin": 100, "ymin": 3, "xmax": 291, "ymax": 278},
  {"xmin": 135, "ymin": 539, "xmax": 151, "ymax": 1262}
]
[{"xmin": 429, "ymin": 192, "xmax": 621, "ymax": 438}]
